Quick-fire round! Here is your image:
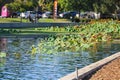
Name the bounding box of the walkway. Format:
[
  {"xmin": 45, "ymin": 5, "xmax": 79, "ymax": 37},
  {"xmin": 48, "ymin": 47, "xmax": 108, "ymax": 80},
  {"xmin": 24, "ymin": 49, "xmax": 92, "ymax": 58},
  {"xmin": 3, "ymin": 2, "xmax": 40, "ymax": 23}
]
[
  {"xmin": 90, "ymin": 56, "xmax": 120, "ymax": 80},
  {"xmin": 0, "ymin": 22, "xmax": 81, "ymax": 28}
]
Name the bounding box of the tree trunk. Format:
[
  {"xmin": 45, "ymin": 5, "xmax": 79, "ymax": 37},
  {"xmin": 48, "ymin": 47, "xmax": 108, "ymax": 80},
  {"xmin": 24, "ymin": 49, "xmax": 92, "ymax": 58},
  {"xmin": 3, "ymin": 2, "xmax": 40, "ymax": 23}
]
[{"xmin": 53, "ymin": 0, "xmax": 58, "ymax": 20}]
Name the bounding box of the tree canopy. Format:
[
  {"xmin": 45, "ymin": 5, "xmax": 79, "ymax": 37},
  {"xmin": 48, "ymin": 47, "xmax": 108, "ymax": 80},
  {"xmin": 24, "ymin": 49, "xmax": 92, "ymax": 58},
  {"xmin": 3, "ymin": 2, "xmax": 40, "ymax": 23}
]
[
  {"xmin": 58, "ymin": 0, "xmax": 120, "ymax": 13},
  {"xmin": 0, "ymin": 0, "xmax": 120, "ymax": 13}
]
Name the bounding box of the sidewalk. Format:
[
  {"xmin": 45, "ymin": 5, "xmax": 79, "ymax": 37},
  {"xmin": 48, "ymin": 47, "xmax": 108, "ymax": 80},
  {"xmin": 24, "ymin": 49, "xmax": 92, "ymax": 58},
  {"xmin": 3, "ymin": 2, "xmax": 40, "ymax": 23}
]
[{"xmin": 90, "ymin": 57, "xmax": 120, "ymax": 80}]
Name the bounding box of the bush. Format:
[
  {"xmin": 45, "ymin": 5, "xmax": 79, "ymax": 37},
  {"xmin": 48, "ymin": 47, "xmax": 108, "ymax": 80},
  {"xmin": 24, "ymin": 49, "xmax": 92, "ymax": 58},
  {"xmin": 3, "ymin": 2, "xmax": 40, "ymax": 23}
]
[
  {"xmin": 74, "ymin": 17, "xmax": 91, "ymax": 23},
  {"xmin": 74, "ymin": 17, "xmax": 80, "ymax": 22}
]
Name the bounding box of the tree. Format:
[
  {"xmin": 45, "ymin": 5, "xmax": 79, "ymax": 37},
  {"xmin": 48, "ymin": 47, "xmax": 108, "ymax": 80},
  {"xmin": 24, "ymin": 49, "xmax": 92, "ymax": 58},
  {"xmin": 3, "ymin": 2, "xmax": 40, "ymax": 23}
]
[
  {"xmin": 0, "ymin": 0, "xmax": 14, "ymax": 15},
  {"xmin": 5, "ymin": 0, "xmax": 38, "ymax": 12},
  {"xmin": 0, "ymin": 0, "xmax": 120, "ymax": 15},
  {"xmin": 58, "ymin": 0, "xmax": 93, "ymax": 12}
]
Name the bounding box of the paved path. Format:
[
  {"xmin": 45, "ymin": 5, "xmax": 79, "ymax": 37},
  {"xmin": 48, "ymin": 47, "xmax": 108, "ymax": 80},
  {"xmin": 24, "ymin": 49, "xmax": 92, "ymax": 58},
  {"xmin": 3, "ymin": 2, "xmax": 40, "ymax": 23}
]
[
  {"xmin": 90, "ymin": 56, "xmax": 120, "ymax": 80},
  {"xmin": 0, "ymin": 22, "xmax": 81, "ymax": 28}
]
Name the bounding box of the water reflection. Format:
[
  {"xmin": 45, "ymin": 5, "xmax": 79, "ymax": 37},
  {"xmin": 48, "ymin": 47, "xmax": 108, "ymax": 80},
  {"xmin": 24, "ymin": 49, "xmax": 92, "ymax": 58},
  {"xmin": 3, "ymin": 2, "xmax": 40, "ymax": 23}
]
[
  {"xmin": 0, "ymin": 38, "xmax": 7, "ymax": 67},
  {"xmin": 0, "ymin": 38, "xmax": 119, "ymax": 80},
  {"xmin": 0, "ymin": 38, "xmax": 7, "ymax": 52},
  {"xmin": 88, "ymin": 41, "xmax": 112, "ymax": 62}
]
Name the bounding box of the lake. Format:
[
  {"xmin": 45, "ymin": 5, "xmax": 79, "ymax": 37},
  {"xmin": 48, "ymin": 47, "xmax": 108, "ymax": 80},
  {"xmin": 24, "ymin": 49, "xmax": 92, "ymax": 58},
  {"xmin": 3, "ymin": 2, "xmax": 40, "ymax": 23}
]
[{"xmin": 0, "ymin": 38, "xmax": 120, "ymax": 80}]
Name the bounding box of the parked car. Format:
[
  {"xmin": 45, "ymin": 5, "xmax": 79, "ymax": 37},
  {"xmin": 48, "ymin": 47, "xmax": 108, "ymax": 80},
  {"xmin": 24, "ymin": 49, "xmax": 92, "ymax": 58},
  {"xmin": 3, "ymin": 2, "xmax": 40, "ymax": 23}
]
[
  {"xmin": 20, "ymin": 11, "xmax": 36, "ymax": 19},
  {"xmin": 100, "ymin": 13, "xmax": 114, "ymax": 19},
  {"xmin": 59, "ymin": 11, "xmax": 77, "ymax": 19},
  {"xmin": 11, "ymin": 12, "xmax": 20, "ymax": 18},
  {"xmin": 114, "ymin": 10, "xmax": 120, "ymax": 20},
  {"xmin": 42, "ymin": 11, "xmax": 52, "ymax": 18},
  {"xmin": 37, "ymin": 11, "xmax": 42, "ymax": 18},
  {"xmin": 25, "ymin": 11, "xmax": 36, "ymax": 18},
  {"xmin": 80, "ymin": 12, "xmax": 89, "ymax": 19},
  {"xmin": 79, "ymin": 12, "xmax": 100, "ymax": 19},
  {"xmin": 20, "ymin": 12, "xmax": 26, "ymax": 18},
  {"xmin": 11, "ymin": 12, "xmax": 17, "ymax": 18},
  {"xmin": 59, "ymin": 12, "xmax": 69, "ymax": 18}
]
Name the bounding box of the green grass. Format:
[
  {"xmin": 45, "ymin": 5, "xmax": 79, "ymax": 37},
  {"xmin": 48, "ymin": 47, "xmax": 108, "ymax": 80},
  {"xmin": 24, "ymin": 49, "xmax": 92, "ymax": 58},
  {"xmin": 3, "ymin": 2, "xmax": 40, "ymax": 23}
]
[
  {"xmin": 0, "ymin": 18, "xmax": 27, "ymax": 23},
  {"xmin": 0, "ymin": 18, "xmax": 70, "ymax": 23},
  {"xmin": 0, "ymin": 28, "xmax": 77, "ymax": 37},
  {"xmin": 39, "ymin": 18, "xmax": 70, "ymax": 22}
]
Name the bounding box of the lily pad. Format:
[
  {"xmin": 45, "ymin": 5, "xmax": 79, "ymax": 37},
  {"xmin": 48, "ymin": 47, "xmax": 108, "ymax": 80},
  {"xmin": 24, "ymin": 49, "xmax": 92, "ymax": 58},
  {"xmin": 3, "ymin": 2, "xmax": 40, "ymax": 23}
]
[{"xmin": 0, "ymin": 52, "xmax": 6, "ymax": 58}]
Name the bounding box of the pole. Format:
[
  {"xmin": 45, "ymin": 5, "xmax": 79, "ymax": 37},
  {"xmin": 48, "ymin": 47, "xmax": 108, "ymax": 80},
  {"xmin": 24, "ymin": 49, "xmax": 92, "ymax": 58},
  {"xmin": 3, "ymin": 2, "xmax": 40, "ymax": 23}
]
[
  {"xmin": 20, "ymin": 16, "xmax": 22, "ymax": 23},
  {"xmin": 53, "ymin": 0, "xmax": 58, "ymax": 20},
  {"xmin": 76, "ymin": 67, "xmax": 78, "ymax": 80}
]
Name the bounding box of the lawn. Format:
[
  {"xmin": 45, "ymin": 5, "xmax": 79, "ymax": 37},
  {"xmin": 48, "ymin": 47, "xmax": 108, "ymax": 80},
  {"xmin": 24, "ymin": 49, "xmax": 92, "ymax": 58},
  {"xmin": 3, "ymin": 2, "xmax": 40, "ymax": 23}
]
[
  {"xmin": 0, "ymin": 18, "xmax": 70, "ymax": 23},
  {"xmin": 0, "ymin": 17, "xmax": 71, "ymax": 36}
]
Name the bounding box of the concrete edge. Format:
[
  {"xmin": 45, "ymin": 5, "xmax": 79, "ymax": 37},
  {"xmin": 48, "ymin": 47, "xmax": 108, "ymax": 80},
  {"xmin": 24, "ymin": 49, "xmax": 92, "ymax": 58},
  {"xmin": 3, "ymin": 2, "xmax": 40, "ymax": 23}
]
[
  {"xmin": 0, "ymin": 22, "xmax": 81, "ymax": 28},
  {"xmin": 58, "ymin": 52, "xmax": 120, "ymax": 80}
]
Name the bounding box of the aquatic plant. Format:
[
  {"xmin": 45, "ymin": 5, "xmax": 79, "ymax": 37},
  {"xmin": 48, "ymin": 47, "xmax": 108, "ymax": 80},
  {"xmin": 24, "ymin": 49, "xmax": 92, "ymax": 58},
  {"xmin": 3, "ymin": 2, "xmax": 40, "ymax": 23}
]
[
  {"xmin": 34, "ymin": 20, "xmax": 120, "ymax": 54},
  {"xmin": 0, "ymin": 52, "xmax": 6, "ymax": 58}
]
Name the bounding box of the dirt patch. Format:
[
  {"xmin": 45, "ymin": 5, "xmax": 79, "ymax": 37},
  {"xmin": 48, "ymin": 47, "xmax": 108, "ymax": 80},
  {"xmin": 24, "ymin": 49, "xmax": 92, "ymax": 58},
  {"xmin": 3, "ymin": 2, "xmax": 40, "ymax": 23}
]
[{"xmin": 89, "ymin": 57, "xmax": 120, "ymax": 80}]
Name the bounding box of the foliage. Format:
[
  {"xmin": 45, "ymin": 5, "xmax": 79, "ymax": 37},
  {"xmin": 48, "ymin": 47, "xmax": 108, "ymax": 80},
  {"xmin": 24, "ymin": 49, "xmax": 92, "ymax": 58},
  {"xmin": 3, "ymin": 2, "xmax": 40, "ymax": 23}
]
[
  {"xmin": 0, "ymin": 0, "xmax": 120, "ymax": 14},
  {"xmin": 5, "ymin": 0, "xmax": 38, "ymax": 12},
  {"xmin": 0, "ymin": 52, "xmax": 6, "ymax": 58},
  {"xmin": 0, "ymin": 19, "xmax": 120, "ymax": 54},
  {"xmin": 37, "ymin": 34, "xmax": 93, "ymax": 54},
  {"xmin": 58, "ymin": 0, "xmax": 120, "ymax": 14},
  {"xmin": 33, "ymin": 20, "xmax": 120, "ymax": 54}
]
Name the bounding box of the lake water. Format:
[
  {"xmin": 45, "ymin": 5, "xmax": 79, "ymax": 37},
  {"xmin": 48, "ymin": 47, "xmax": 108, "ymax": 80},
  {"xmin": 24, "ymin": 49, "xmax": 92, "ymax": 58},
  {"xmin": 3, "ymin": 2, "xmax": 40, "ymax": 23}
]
[{"xmin": 0, "ymin": 38, "xmax": 120, "ymax": 80}]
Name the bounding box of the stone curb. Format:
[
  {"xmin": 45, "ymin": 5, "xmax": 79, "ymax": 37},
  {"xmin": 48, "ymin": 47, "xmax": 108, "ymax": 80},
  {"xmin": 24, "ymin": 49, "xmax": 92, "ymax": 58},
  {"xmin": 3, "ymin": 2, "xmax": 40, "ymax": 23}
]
[
  {"xmin": 0, "ymin": 22, "xmax": 81, "ymax": 28},
  {"xmin": 59, "ymin": 52, "xmax": 120, "ymax": 80}
]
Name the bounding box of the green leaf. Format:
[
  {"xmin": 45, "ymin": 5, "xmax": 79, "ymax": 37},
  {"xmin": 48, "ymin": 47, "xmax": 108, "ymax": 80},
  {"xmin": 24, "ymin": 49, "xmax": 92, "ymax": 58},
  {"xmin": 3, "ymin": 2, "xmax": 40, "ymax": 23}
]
[{"xmin": 0, "ymin": 52, "xmax": 6, "ymax": 58}]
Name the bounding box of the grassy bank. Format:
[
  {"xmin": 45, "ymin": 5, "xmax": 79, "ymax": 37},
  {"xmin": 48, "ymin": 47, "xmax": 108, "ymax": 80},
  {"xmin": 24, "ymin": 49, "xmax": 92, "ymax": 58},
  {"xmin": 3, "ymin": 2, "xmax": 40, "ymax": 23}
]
[
  {"xmin": 0, "ymin": 20, "xmax": 120, "ymax": 39},
  {"xmin": 0, "ymin": 18, "xmax": 70, "ymax": 23}
]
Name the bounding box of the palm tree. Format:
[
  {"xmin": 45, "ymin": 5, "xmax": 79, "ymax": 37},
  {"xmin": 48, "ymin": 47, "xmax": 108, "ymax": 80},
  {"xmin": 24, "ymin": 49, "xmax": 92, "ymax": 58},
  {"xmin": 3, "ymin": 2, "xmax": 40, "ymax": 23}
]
[{"xmin": 53, "ymin": 0, "xmax": 58, "ymax": 19}]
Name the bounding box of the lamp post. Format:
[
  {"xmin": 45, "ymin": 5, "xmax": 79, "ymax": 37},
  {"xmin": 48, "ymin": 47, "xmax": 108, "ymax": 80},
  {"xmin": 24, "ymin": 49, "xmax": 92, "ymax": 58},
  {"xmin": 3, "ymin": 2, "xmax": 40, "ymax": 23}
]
[{"xmin": 53, "ymin": 0, "xmax": 58, "ymax": 20}]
